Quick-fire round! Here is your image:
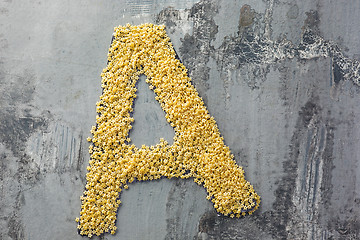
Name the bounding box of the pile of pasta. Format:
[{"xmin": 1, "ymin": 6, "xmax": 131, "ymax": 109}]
[{"xmin": 77, "ymin": 24, "xmax": 260, "ymax": 237}]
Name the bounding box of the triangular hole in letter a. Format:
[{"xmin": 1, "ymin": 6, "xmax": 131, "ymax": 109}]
[{"xmin": 129, "ymin": 73, "xmax": 175, "ymax": 147}]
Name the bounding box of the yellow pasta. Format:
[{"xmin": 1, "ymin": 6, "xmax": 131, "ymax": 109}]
[{"xmin": 77, "ymin": 23, "xmax": 260, "ymax": 237}]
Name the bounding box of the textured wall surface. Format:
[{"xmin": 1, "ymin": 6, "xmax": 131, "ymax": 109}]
[{"xmin": 1, "ymin": 0, "xmax": 359, "ymax": 239}]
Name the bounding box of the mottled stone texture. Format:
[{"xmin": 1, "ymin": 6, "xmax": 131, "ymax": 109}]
[{"xmin": 0, "ymin": 0, "xmax": 359, "ymax": 239}]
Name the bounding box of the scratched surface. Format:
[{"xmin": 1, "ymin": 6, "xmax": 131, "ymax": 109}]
[{"xmin": 1, "ymin": 0, "xmax": 359, "ymax": 239}]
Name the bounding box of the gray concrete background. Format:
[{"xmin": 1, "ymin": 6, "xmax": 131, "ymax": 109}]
[{"xmin": 1, "ymin": 0, "xmax": 359, "ymax": 239}]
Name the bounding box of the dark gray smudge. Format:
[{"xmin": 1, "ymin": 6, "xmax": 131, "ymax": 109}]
[
  {"xmin": 6, "ymin": 192, "xmax": 26, "ymax": 240},
  {"xmin": 158, "ymin": 3, "xmax": 360, "ymax": 91},
  {"xmin": 0, "ymin": 65, "xmax": 51, "ymax": 240}
]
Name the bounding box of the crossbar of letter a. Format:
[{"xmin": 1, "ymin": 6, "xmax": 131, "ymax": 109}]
[{"xmin": 77, "ymin": 24, "xmax": 260, "ymax": 237}]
